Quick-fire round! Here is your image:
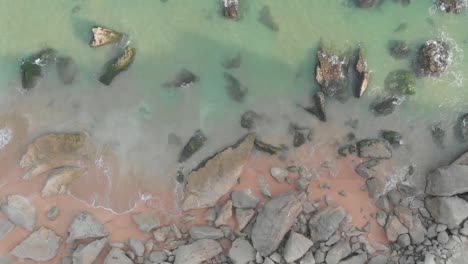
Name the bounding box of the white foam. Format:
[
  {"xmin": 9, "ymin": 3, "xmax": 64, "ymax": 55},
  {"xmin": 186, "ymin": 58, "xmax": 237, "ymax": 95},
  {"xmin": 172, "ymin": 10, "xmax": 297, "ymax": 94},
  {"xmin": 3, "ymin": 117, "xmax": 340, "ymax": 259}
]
[{"xmin": 0, "ymin": 127, "xmax": 13, "ymax": 150}]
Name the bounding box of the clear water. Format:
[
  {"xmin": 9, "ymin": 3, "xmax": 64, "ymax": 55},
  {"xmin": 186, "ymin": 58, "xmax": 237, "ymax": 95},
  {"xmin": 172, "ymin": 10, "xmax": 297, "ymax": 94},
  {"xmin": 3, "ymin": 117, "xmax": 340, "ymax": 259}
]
[{"xmin": 0, "ymin": 0, "xmax": 468, "ymax": 212}]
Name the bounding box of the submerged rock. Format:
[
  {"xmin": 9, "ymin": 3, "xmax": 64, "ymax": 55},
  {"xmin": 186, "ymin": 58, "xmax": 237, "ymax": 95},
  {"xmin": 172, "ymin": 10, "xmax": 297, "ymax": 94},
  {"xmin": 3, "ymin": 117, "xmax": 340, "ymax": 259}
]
[
  {"xmin": 41, "ymin": 166, "xmax": 86, "ymax": 197},
  {"xmin": 315, "ymin": 48, "xmax": 349, "ymax": 97},
  {"xmin": 67, "ymin": 212, "xmax": 108, "ymax": 244},
  {"xmin": 72, "ymin": 237, "xmax": 107, "ymax": 264},
  {"xmin": 99, "ymin": 47, "xmax": 136, "ymax": 85},
  {"xmin": 11, "ymin": 226, "xmax": 61, "ymax": 262},
  {"xmin": 388, "ymin": 40, "xmax": 410, "ymax": 59},
  {"xmin": 356, "ymin": 139, "xmax": 392, "ymax": 159},
  {"xmin": 355, "ymin": 47, "xmax": 370, "ymax": 98},
  {"xmin": 254, "ymin": 139, "xmax": 282, "ymax": 155},
  {"xmin": 425, "ymin": 196, "xmax": 468, "ymax": 228},
  {"xmin": 430, "ymin": 122, "xmax": 445, "ymax": 147},
  {"xmin": 240, "ymin": 110, "xmax": 261, "ymax": 130},
  {"xmin": 293, "ymin": 130, "xmax": 307, "ymax": 147},
  {"xmin": 456, "ymin": 113, "xmax": 468, "ymax": 142},
  {"xmin": 223, "ymin": 53, "xmax": 242, "ymax": 69},
  {"xmin": 251, "ymin": 192, "xmax": 303, "ymax": 256},
  {"xmin": 309, "ymin": 206, "xmax": 346, "ymax": 242},
  {"xmin": 20, "ymin": 48, "xmax": 56, "ymax": 90},
  {"xmin": 179, "ymin": 130, "xmax": 207, "ymax": 163},
  {"xmin": 164, "ymin": 68, "xmax": 199, "ymax": 88},
  {"xmin": 182, "ymin": 133, "xmax": 255, "ymax": 210},
  {"xmin": 222, "ymin": 0, "xmax": 239, "ymax": 19},
  {"xmin": 224, "ymin": 72, "xmax": 248, "ymax": 102},
  {"xmin": 304, "ymin": 91, "xmax": 327, "ymax": 122},
  {"xmin": 385, "ymin": 69, "xmax": 416, "ymax": 95},
  {"xmin": 434, "ymin": 0, "xmax": 466, "ymax": 13},
  {"xmin": 372, "ymin": 96, "xmax": 400, "ymax": 116},
  {"xmin": 258, "ymin": 6, "xmax": 279, "ymax": 32},
  {"xmin": 356, "ymin": 0, "xmax": 375, "ymax": 8},
  {"xmin": 380, "ymin": 130, "xmax": 403, "ymax": 147},
  {"xmin": 355, "ymin": 159, "xmax": 380, "ymax": 179},
  {"xmin": 1, "ymin": 195, "xmax": 36, "ymax": 231},
  {"xmin": 89, "ymin": 26, "xmax": 122, "ymax": 47},
  {"xmin": 174, "ymin": 239, "xmax": 222, "ymax": 264},
  {"xmin": 416, "ymin": 40, "xmax": 450, "ymax": 77},
  {"xmin": 56, "ymin": 56, "xmax": 78, "ymax": 84}
]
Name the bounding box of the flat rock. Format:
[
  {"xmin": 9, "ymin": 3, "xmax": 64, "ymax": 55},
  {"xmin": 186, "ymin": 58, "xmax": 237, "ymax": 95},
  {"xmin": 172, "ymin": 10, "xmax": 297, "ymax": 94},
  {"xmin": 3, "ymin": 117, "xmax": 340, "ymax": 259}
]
[
  {"xmin": 338, "ymin": 253, "xmax": 367, "ymax": 264},
  {"xmin": 228, "ymin": 238, "xmax": 256, "ymax": 264},
  {"xmin": 189, "ymin": 226, "xmax": 224, "ymax": 240},
  {"xmin": 309, "ymin": 206, "xmax": 346, "ymax": 242},
  {"xmin": 131, "ymin": 211, "xmax": 160, "ymax": 233},
  {"xmin": 182, "ymin": 133, "xmax": 255, "ymax": 210},
  {"xmin": 325, "ymin": 240, "xmax": 351, "ymax": 264},
  {"xmin": 72, "ymin": 237, "xmax": 107, "ymax": 264},
  {"xmin": 426, "ymin": 164, "xmax": 468, "ymax": 197},
  {"xmin": 11, "ymin": 226, "xmax": 61, "ymax": 261},
  {"xmin": 231, "ymin": 190, "xmax": 259, "ymax": 209},
  {"xmin": 174, "ymin": 239, "xmax": 222, "ymax": 264},
  {"xmin": 0, "ymin": 218, "xmax": 14, "ymax": 240},
  {"xmin": 355, "ymin": 159, "xmax": 380, "ymax": 179},
  {"xmin": 235, "ymin": 208, "xmax": 255, "ymax": 232},
  {"xmin": 283, "ymin": 232, "xmax": 314, "ymax": 263},
  {"xmin": 385, "ymin": 214, "xmax": 408, "ymax": 242},
  {"xmin": 67, "ymin": 212, "xmax": 108, "ymax": 244},
  {"xmin": 425, "ymin": 196, "xmax": 468, "ymax": 228},
  {"xmin": 251, "ymin": 192, "xmax": 303, "ymax": 256},
  {"xmin": 1, "ymin": 194, "xmax": 36, "ymax": 231},
  {"xmin": 357, "ymin": 139, "xmax": 392, "ymax": 159},
  {"xmin": 41, "ymin": 166, "xmax": 86, "ymax": 197},
  {"xmin": 104, "ymin": 247, "xmax": 133, "ymax": 264}
]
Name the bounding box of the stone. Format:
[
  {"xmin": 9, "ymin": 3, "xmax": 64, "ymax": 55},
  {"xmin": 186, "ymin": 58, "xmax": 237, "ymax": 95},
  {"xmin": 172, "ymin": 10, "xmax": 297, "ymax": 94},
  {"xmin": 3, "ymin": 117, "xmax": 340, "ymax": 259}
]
[
  {"xmin": 251, "ymin": 192, "xmax": 303, "ymax": 256},
  {"xmin": 409, "ymin": 215, "xmax": 426, "ymax": 244},
  {"xmin": 425, "ymin": 196, "xmax": 468, "ymax": 228},
  {"xmin": 189, "ymin": 226, "xmax": 223, "ymax": 240},
  {"xmin": 164, "ymin": 68, "xmax": 199, "ymax": 88},
  {"xmin": 56, "ymin": 56, "xmax": 78, "ymax": 84},
  {"xmin": 339, "ymin": 253, "xmax": 367, "ymax": 264},
  {"xmin": 380, "ymin": 130, "xmax": 403, "ymax": 147},
  {"xmin": 223, "ymin": 53, "xmax": 242, "ymax": 69},
  {"xmin": 153, "ymin": 226, "xmax": 172, "ymax": 242},
  {"xmin": 182, "ymin": 133, "xmax": 255, "ymax": 210},
  {"xmin": 132, "ymin": 211, "xmax": 160, "ymax": 233},
  {"xmin": 41, "ymin": 166, "xmax": 86, "ymax": 197},
  {"xmin": 372, "ymin": 96, "xmax": 400, "ymax": 116},
  {"xmin": 72, "ymin": 237, "xmax": 107, "ymax": 264},
  {"xmin": 309, "ymin": 206, "xmax": 346, "ymax": 243},
  {"xmin": 355, "ymin": 47, "xmax": 369, "ymax": 98},
  {"xmin": 385, "ymin": 69, "xmax": 416, "ymax": 96},
  {"xmin": 0, "ymin": 218, "xmax": 14, "ymax": 240},
  {"xmin": 11, "ymin": 226, "xmax": 61, "ymax": 261},
  {"xmin": 229, "ymin": 238, "xmax": 256, "ymax": 264},
  {"xmin": 215, "ymin": 200, "xmax": 233, "ymax": 227},
  {"xmin": 61, "ymin": 256, "xmax": 73, "ymax": 264},
  {"xmin": 240, "ymin": 110, "xmax": 261, "ymax": 130},
  {"xmin": 368, "ymin": 255, "xmax": 388, "ymax": 264},
  {"xmin": 223, "ymin": 0, "xmax": 239, "ymax": 19},
  {"xmin": 47, "ymin": 206, "xmax": 59, "ymax": 221},
  {"xmin": 128, "ymin": 238, "xmax": 144, "ymax": 257},
  {"xmin": 357, "ymin": 139, "xmax": 392, "ymax": 159},
  {"xmin": 89, "ymin": 26, "xmax": 122, "ymax": 47},
  {"xmin": 416, "ymin": 40, "xmax": 450, "ymax": 77},
  {"xmin": 231, "ymin": 190, "xmax": 259, "ymax": 209},
  {"xmin": 300, "ymin": 252, "xmax": 316, "ymax": 264},
  {"xmin": 434, "ymin": 0, "xmax": 466, "ymax": 14},
  {"xmin": 388, "ymin": 40, "xmax": 410, "ymax": 59},
  {"xmin": 235, "ymin": 208, "xmax": 255, "ymax": 231},
  {"xmin": 355, "ymin": 159, "xmax": 380, "ymax": 179},
  {"xmin": 325, "ymin": 240, "xmax": 351, "ymax": 264},
  {"xmin": 149, "ymin": 251, "xmax": 167, "ymax": 263},
  {"xmin": 385, "ymin": 214, "xmax": 409, "ymax": 242},
  {"xmin": 270, "ymin": 167, "xmax": 288, "ymax": 182},
  {"xmin": 257, "ymin": 176, "xmax": 272, "ymax": 198},
  {"xmin": 174, "ymin": 239, "xmax": 222, "ymax": 264},
  {"xmin": 99, "ymin": 46, "xmax": 135, "ymax": 85},
  {"xmin": 283, "ymin": 232, "xmax": 314, "ymax": 263},
  {"xmin": 315, "ymin": 48, "xmax": 349, "ymax": 97},
  {"xmin": 398, "ymin": 234, "xmax": 411, "ymax": 248},
  {"xmin": 20, "ymin": 48, "xmax": 56, "ymax": 90},
  {"xmin": 104, "ymin": 247, "xmax": 133, "ymax": 264},
  {"xmin": 259, "ymin": 5, "xmax": 279, "ymax": 32},
  {"xmin": 426, "ymin": 165, "xmax": 468, "ymax": 196},
  {"xmin": 437, "ymin": 231, "xmax": 449, "ymax": 244},
  {"xmin": 224, "ymin": 72, "xmax": 248, "ymax": 102},
  {"xmin": 67, "ymin": 212, "xmax": 108, "ymax": 244},
  {"xmin": 387, "ymin": 189, "xmax": 402, "ymax": 205},
  {"xmin": 304, "ymin": 91, "xmax": 327, "ymax": 122},
  {"xmin": 314, "ymin": 250, "xmax": 326, "ymax": 263},
  {"xmin": 0, "ymin": 194, "xmax": 36, "ymax": 231},
  {"xmin": 366, "ymin": 177, "xmax": 384, "ymax": 199},
  {"xmin": 375, "ymin": 195, "xmax": 391, "ymax": 213}
]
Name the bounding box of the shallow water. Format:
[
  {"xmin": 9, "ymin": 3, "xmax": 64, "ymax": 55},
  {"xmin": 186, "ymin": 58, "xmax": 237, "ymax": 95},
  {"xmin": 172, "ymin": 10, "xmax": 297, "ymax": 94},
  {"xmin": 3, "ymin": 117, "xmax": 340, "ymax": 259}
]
[{"xmin": 0, "ymin": 0, "xmax": 468, "ymax": 213}]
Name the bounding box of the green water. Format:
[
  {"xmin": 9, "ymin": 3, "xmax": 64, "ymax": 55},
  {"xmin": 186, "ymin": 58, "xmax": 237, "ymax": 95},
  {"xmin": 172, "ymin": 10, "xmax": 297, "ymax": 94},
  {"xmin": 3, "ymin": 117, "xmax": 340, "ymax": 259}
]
[{"xmin": 1, "ymin": 0, "xmax": 468, "ymax": 212}]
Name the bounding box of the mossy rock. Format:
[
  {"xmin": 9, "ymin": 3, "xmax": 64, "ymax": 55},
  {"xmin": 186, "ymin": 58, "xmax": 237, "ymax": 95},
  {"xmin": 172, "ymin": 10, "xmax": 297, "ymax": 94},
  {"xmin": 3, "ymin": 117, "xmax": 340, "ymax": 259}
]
[
  {"xmin": 179, "ymin": 130, "xmax": 207, "ymax": 163},
  {"xmin": 99, "ymin": 47, "xmax": 135, "ymax": 85},
  {"xmin": 20, "ymin": 48, "xmax": 57, "ymax": 90},
  {"xmin": 385, "ymin": 69, "xmax": 416, "ymax": 95}
]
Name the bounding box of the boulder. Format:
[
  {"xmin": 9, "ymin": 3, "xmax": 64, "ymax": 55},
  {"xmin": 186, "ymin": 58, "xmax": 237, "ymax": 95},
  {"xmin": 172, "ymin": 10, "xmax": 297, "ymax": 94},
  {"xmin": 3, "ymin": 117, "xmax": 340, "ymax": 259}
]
[
  {"xmin": 0, "ymin": 195, "xmax": 36, "ymax": 231},
  {"xmin": 388, "ymin": 40, "xmax": 410, "ymax": 59},
  {"xmin": 104, "ymin": 247, "xmax": 133, "ymax": 264},
  {"xmin": 356, "ymin": 139, "xmax": 392, "ymax": 159},
  {"xmin": 174, "ymin": 239, "xmax": 222, "ymax": 264},
  {"xmin": 385, "ymin": 214, "xmax": 408, "ymax": 242},
  {"xmin": 223, "ymin": 0, "xmax": 239, "ymax": 19},
  {"xmin": 315, "ymin": 48, "xmax": 349, "ymax": 97},
  {"xmin": 179, "ymin": 130, "xmax": 207, "ymax": 163},
  {"xmin": 131, "ymin": 211, "xmax": 160, "ymax": 233},
  {"xmin": 355, "ymin": 47, "xmax": 370, "ymax": 98},
  {"xmin": 231, "ymin": 190, "xmax": 259, "ymax": 209},
  {"xmin": 228, "ymin": 238, "xmax": 256, "ymax": 264},
  {"xmin": 372, "ymin": 96, "xmax": 400, "ymax": 116},
  {"xmin": 189, "ymin": 226, "xmax": 224, "ymax": 240},
  {"xmin": 309, "ymin": 206, "xmax": 346, "ymax": 242},
  {"xmin": 270, "ymin": 167, "xmax": 288, "ymax": 182},
  {"xmin": 426, "ymin": 165, "xmax": 468, "ymax": 197},
  {"xmin": 385, "ymin": 69, "xmax": 416, "ymax": 95},
  {"xmin": 11, "ymin": 226, "xmax": 61, "ymax": 261},
  {"xmin": 20, "ymin": 48, "xmax": 56, "ymax": 90},
  {"xmin": 259, "ymin": 5, "xmax": 279, "ymax": 32},
  {"xmin": 251, "ymin": 192, "xmax": 303, "ymax": 256},
  {"xmin": 325, "ymin": 240, "xmax": 351, "ymax": 264},
  {"xmin": 41, "ymin": 166, "xmax": 86, "ymax": 197},
  {"xmin": 338, "ymin": 253, "xmax": 367, "ymax": 264},
  {"xmin": 283, "ymin": 232, "xmax": 314, "ymax": 263},
  {"xmin": 425, "ymin": 196, "xmax": 468, "ymax": 228},
  {"xmin": 67, "ymin": 212, "xmax": 108, "ymax": 244},
  {"xmin": 164, "ymin": 68, "xmax": 199, "ymax": 88},
  {"xmin": 182, "ymin": 133, "xmax": 255, "ymax": 210},
  {"xmin": 416, "ymin": 40, "xmax": 450, "ymax": 77},
  {"xmin": 56, "ymin": 56, "xmax": 78, "ymax": 84},
  {"xmin": 224, "ymin": 72, "xmax": 248, "ymax": 102},
  {"xmin": 72, "ymin": 237, "xmax": 107, "ymax": 264},
  {"xmin": 434, "ymin": 0, "xmax": 466, "ymax": 13},
  {"xmin": 0, "ymin": 218, "xmax": 14, "ymax": 240},
  {"xmin": 89, "ymin": 26, "xmax": 122, "ymax": 47},
  {"xmin": 235, "ymin": 208, "xmax": 255, "ymax": 231},
  {"xmin": 99, "ymin": 46, "xmax": 136, "ymax": 85}
]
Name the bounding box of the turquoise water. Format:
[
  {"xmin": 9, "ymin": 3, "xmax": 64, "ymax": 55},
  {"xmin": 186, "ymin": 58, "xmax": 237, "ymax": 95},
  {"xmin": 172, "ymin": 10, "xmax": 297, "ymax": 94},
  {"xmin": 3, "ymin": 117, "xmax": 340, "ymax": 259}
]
[{"xmin": 1, "ymin": 0, "xmax": 468, "ymax": 212}]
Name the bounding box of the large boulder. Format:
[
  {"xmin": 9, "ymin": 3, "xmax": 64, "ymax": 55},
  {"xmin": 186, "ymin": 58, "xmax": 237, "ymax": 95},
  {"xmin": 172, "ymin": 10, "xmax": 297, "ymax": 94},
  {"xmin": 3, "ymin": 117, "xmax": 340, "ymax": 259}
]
[
  {"xmin": 251, "ymin": 192, "xmax": 303, "ymax": 256},
  {"xmin": 356, "ymin": 139, "xmax": 392, "ymax": 159},
  {"xmin": 308, "ymin": 206, "xmax": 346, "ymax": 242},
  {"xmin": 10, "ymin": 226, "xmax": 61, "ymax": 262},
  {"xmin": 434, "ymin": 0, "xmax": 466, "ymax": 13},
  {"xmin": 416, "ymin": 40, "xmax": 450, "ymax": 77},
  {"xmin": 425, "ymin": 196, "xmax": 468, "ymax": 228},
  {"xmin": 99, "ymin": 47, "xmax": 136, "ymax": 85},
  {"xmin": 0, "ymin": 195, "xmax": 36, "ymax": 231},
  {"xmin": 174, "ymin": 239, "xmax": 222, "ymax": 264},
  {"xmin": 41, "ymin": 166, "xmax": 86, "ymax": 197},
  {"xmin": 89, "ymin": 26, "xmax": 122, "ymax": 47},
  {"xmin": 315, "ymin": 48, "xmax": 349, "ymax": 97},
  {"xmin": 182, "ymin": 133, "xmax": 255, "ymax": 210},
  {"xmin": 426, "ymin": 151, "xmax": 468, "ymax": 196}
]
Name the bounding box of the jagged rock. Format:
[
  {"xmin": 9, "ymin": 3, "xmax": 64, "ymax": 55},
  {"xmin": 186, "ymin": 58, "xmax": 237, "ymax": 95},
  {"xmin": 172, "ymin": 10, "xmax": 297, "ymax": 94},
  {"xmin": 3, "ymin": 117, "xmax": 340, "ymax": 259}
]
[
  {"xmin": 339, "ymin": 253, "xmax": 367, "ymax": 264},
  {"xmin": 10, "ymin": 226, "xmax": 61, "ymax": 261},
  {"xmin": 223, "ymin": 0, "xmax": 239, "ymax": 19},
  {"xmin": 356, "ymin": 0, "xmax": 374, "ymax": 8},
  {"xmin": 104, "ymin": 247, "xmax": 133, "ymax": 264},
  {"xmin": 385, "ymin": 69, "xmax": 416, "ymax": 95},
  {"xmin": 309, "ymin": 206, "xmax": 346, "ymax": 242},
  {"xmin": 251, "ymin": 192, "xmax": 303, "ymax": 256},
  {"xmin": 182, "ymin": 134, "xmax": 254, "ymax": 210},
  {"xmin": 56, "ymin": 56, "xmax": 78, "ymax": 84},
  {"xmin": 372, "ymin": 96, "xmax": 400, "ymax": 116},
  {"xmin": 0, "ymin": 195, "xmax": 36, "ymax": 231},
  {"xmin": 270, "ymin": 167, "xmax": 288, "ymax": 182},
  {"xmin": 357, "ymin": 139, "xmax": 392, "ymax": 159},
  {"xmin": 425, "ymin": 196, "xmax": 468, "ymax": 228},
  {"xmin": 434, "ymin": 0, "xmax": 466, "ymax": 13},
  {"xmin": 20, "ymin": 48, "xmax": 56, "ymax": 90},
  {"xmin": 325, "ymin": 240, "xmax": 351, "ymax": 264},
  {"xmin": 47, "ymin": 206, "xmax": 59, "ymax": 221},
  {"xmin": 366, "ymin": 177, "xmax": 384, "ymax": 199},
  {"xmin": 231, "ymin": 190, "xmax": 259, "ymax": 209},
  {"xmin": 355, "ymin": 47, "xmax": 369, "ymax": 98},
  {"xmin": 215, "ymin": 200, "xmax": 233, "ymax": 227},
  {"xmin": 164, "ymin": 68, "xmax": 199, "ymax": 88},
  {"xmin": 355, "ymin": 159, "xmax": 380, "ymax": 179},
  {"xmin": 72, "ymin": 237, "xmax": 107, "ymax": 264},
  {"xmin": 416, "ymin": 40, "xmax": 450, "ymax": 77},
  {"xmin": 315, "ymin": 48, "xmax": 349, "ymax": 97},
  {"xmin": 235, "ymin": 208, "xmax": 255, "ymax": 232},
  {"xmin": 385, "ymin": 214, "xmax": 408, "ymax": 242},
  {"xmin": 99, "ymin": 46, "xmax": 136, "ymax": 85},
  {"xmin": 89, "ymin": 26, "xmax": 122, "ymax": 47},
  {"xmin": 41, "ymin": 166, "xmax": 86, "ymax": 197},
  {"xmin": 229, "ymin": 238, "xmax": 256, "ymax": 264},
  {"xmin": 283, "ymin": 232, "xmax": 314, "ymax": 263},
  {"xmin": 67, "ymin": 212, "xmax": 108, "ymax": 244},
  {"xmin": 304, "ymin": 91, "xmax": 327, "ymax": 122},
  {"xmin": 224, "ymin": 72, "xmax": 248, "ymax": 102},
  {"xmin": 189, "ymin": 226, "xmax": 224, "ymax": 240},
  {"xmin": 0, "ymin": 218, "xmax": 14, "ymax": 240},
  {"xmin": 174, "ymin": 239, "xmax": 222, "ymax": 264},
  {"xmin": 132, "ymin": 211, "xmax": 160, "ymax": 233},
  {"xmin": 254, "ymin": 139, "xmax": 282, "ymax": 155},
  {"xmin": 259, "ymin": 5, "xmax": 279, "ymax": 31},
  {"xmin": 456, "ymin": 113, "xmax": 468, "ymax": 142},
  {"xmin": 240, "ymin": 110, "xmax": 261, "ymax": 130},
  {"xmin": 388, "ymin": 40, "xmax": 410, "ymax": 59}
]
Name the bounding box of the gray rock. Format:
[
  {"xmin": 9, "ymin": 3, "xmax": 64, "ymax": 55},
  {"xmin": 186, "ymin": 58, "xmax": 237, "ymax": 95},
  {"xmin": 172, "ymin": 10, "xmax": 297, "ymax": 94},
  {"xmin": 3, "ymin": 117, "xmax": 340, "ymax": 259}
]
[
  {"xmin": 0, "ymin": 218, "xmax": 14, "ymax": 240},
  {"xmin": 314, "ymin": 249, "xmax": 326, "ymax": 263},
  {"xmin": 11, "ymin": 226, "xmax": 61, "ymax": 261},
  {"xmin": 387, "ymin": 189, "xmax": 402, "ymax": 205},
  {"xmin": 300, "ymin": 252, "xmax": 316, "ymax": 264},
  {"xmin": 366, "ymin": 177, "xmax": 384, "ymax": 199},
  {"xmin": 235, "ymin": 208, "xmax": 255, "ymax": 232},
  {"xmin": 263, "ymin": 257, "xmax": 275, "ymax": 264},
  {"xmin": 104, "ymin": 247, "xmax": 133, "ymax": 264},
  {"xmin": 132, "ymin": 211, "xmax": 160, "ymax": 233},
  {"xmin": 0, "ymin": 258, "xmax": 12, "ymax": 264},
  {"xmin": 0, "ymin": 195, "xmax": 36, "ymax": 231},
  {"xmin": 425, "ymin": 196, "xmax": 468, "ymax": 228},
  {"xmin": 251, "ymin": 192, "xmax": 303, "ymax": 256},
  {"xmin": 325, "ymin": 240, "xmax": 351, "ymax": 264},
  {"xmin": 228, "ymin": 238, "xmax": 256, "ymax": 264},
  {"xmin": 270, "ymin": 167, "xmax": 288, "ymax": 183},
  {"xmin": 426, "ymin": 164, "xmax": 468, "ymax": 197},
  {"xmin": 47, "ymin": 206, "xmax": 59, "ymax": 221},
  {"xmin": 231, "ymin": 190, "xmax": 259, "ymax": 209},
  {"xmin": 385, "ymin": 214, "xmax": 409, "ymax": 242},
  {"xmin": 368, "ymin": 255, "xmax": 388, "ymax": 264},
  {"xmin": 67, "ymin": 212, "xmax": 108, "ymax": 244},
  {"xmin": 397, "ymin": 234, "xmax": 411, "ymax": 248},
  {"xmin": 375, "ymin": 195, "xmax": 391, "ymax": 213},
  {"xmin": 409, "ymin": 215, "xmax": 426, "ymax": 244},
  {"xmin": 309, "ymin": 206, "xmax": 347, "ymax": 242},
  {"xmin": 283, "ymin": 232, "xmax": 314, "ymax": 263},
  {"xmin": 153, "ymin": 226, "xmax": 171, "ymax": 242},
  {"xmin": 326, "ymin": 233, "xmax": 341, "ymax": 246},
  {"xmin": 61, "ymin": 256, "xmax": 72, "ymax": 264},
  {"xmin": 436, "ymin": 224, "xmax": 447, "ymax": 232},
  {"xmin": 437, "ymin": 231, "xmax": 449, "ymax": 244},
  {"xmin": 355, "ymin": 159, "xmax": 380, "ymax": 179},
  {"xmin": 190, "ymin": 226, "xmax": 224, "ymax": 240},
  {"xmin": 128, "ymin": 238, "xmax": 144, "ymax": 257},
  {"xmin": 215, "ymin": 200, "xmax": 233, "ymax": 227},
  {"xmin": 356, "ymin": 139, "xmax": 392, "ymax": 159},
  {"xmin": 149, "ymin": 251, "xmax": 168, "ymax": 263},
  {"xmin": 338, "ymin": 253, "xmax": 367, "ymax": 264},
  {"xmin": 204, "ymin": 208, "xmax": 217, "ymax": 222},
  {"xmin": 72, "ymin": 237, "xmax": 107, "ymax": 264},
  {"xmin": 174, "ymin": 239, "xmax": 222, "ymax": 264}
]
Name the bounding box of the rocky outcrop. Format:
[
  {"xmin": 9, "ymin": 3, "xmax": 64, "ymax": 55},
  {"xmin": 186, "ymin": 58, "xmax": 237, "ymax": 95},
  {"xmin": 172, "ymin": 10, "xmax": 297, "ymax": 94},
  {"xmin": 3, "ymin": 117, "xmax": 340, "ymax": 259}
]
[
  {"xmin": 356, "ymin": 139, "xmax": 392, "ymax": 159},
  {"xmin": 67, "ymin": 212, "xmax": 108, "ymax": 244},
  {"xmin": 20, "ymin": 48, "xmax": 56, "ymax": 90},
  {"xmin": 416, "ymin": 40, "xmax": 450, "ymax": 77},
  {"xmin": 309, "ymin": 206, "xmax": 346, "ymax": 242},
  {"xmin": 385, "ymin": 69, "xmax": 416, "ymax": 95},
  {"xmin": 425, "ymin": 196, "xmax": 468, "ymax": 228},
  {"xmin": 41, "ymin": 166, "xmax": 86, "ymax": 197},
  {"xmin": 0, "ymin": 195, "xmax": 36, "ymax": 231},
  {"xmin": 174, "ymin": 239, "xmax": 222, "ymax": 264},
  {"xmin": 223, "ymin": 0, "xmax": 239, "ymax": 19},
  {"xmin": 251, "ymin": 192, "xmax": 303, "ymax": 256},
  {"xmin": 72, "ymin": 237, "xmax": 107, "ymax": 264},
  {"xmin": 355, "ymin": 47, "xmax": 370, "ymax": 98},
  {"xmin": 182, "ymin": 134, "xmax": 255, "ymax": 210},
  {"xmin": 56, "ymin": 56, "xmax": 78, "ymax": 84},
  {"xmin": 434, "ymin": 0, "xmax": 466, "ymax": 13},
  {"xmin": 89, "ymin": 26, "xmax": 122, "ymax": 47},
  {"xmin": 10, "ymin": 226, "xmax": 61, "ymax": 262},
  {"xmin": 426, "ymin": 151, "xmax": 468, "ymax": 196},
  {"xmin": 315, "ymin": 48, "xmax": 349, "ymax": 97},
  {"xmin": 99, "ymin": 47, "xmax": 136, "ymax": 85}
]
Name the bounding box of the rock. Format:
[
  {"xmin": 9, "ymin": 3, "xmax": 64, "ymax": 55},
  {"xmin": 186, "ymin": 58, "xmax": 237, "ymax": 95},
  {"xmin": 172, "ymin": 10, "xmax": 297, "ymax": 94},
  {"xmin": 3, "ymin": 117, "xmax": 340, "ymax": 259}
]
[
  {"xmin": 257, "ymin": 176, "xmax": 272, "ymax": 198},
  {"xmin": 251, "ymin": 192, "xmax": 303, "ymax": 256},
  {"xmin": 128, "ymin": 238, "xmax": 144, "ymax": 257},
  {"xmin": 397, "ymin": 233, "xmax": 411, "ymax": 247},
  {"xmin": 437, "ymin": 231, "xmax": 449, "ymax": 244},
  {"xmin": 231, "ymin": 190, "xmax": 259, "ymax": 209},
  {"xmin": 325, "ymin": 240, "xmax": 351, "ymax": 264},
  {"xmin": 300, "ymin": 252, "xmax": 316, "ymax": 264},
  {"xmin": 357, "ymin": 139, "xmax": 392, "ymax": 159},
  {"xmin": 293, "ymin": 130, "xmax": 307, "ymax": 147},
  {"xmin": 368, "ymin": 255, "xmax": 388, "ymax": 264},
  {"xmin": 67, "ymin": 212, "xmax": 108, "ymax": 244},
  {"xmin": 258, "ymin": 5, "xmax": 279, "ymax": 31},
  {"xmin": 338, "ymin": 253, "xmax": 367, "ymax": 264},
  {"xmin": 56, "ymin": 56, "xmax": 78, "ymax": 84},
  {"xmin": 20, "ymin": 48, "xmax": 56, "ymax": 90},
  {"xmin": 240, "ymin": 111, "xmax": 261, "ymax": 130},
  {"xmin": 387, "ymin": 189, "xmax": 402, "ymax": 205},
  {"xmin": 182, "ymin": 133, "xmax": 254, "ymax": 210},
  {"xmin": 355, "ymin": 159, "xmax": 380, "ymax": 179},
  {"xmin": 164, "ymin": 68, "xmax": 199, "ymax": 88},
  {"xmin": 235, "ymin": 208, "xmax": 255, "ymax": 231},
  {"xmin": 409, "ymin": 215, "xmax": 426, "ymax": 244},
  {"xmin": 270, "ymin": 167, "xmax": 288, "ymax": 183},
  {"xmin": 434, "ymin": 0, "xmax": 466, "ymax": 13},
  {"xmin": 416, "ymin": 40, "xmax": 450, "ymax": 77},
  {"xmin": 223, "ymin": 53, "xmax": 242, "ymax": 69},
  {"xmin": 372, "ymin": 96, "xmax": 400, "ymax": 116},
  {"xmin": 89, "ymin": 26, "xmax": 122, "ymax": 47},
  {"xmin": 1, "ymin": 195, "xmax": 36, "ymax": 231},
  {"xmin": 189, "ymin": 226, "xmax": 224, "ymax": 240},
  {"xmin": 356, "ymin": 0, "xmax": 375, "ymax": 8},
  {"xmin": 425, "ymin": 196, "xmax": 468, "ymax": 228},
  {"xmin": 99, "ymin": 46, "xmax": 136, "ymax": 85},
  {"xmin": 153, "ymin": 226, "xmax": 171, "ymax": 242},
  {"xmin": 254, "ymin": 139, "xmax": 282, "ymax": 155},
  {"xmin": 304, "ymin": 91, "xmax": 327, "ymax": 122},
  {"xmin": 174, "ymin": 239, "xmax": 222, "ymax": 264},
  {"xmin": 355, "ymin": 47, "xmax": 370, "ymax": 98},
  {"xmin": 104, "ymin": 247, "xmax": 133, "ymax": 264},
  {"xmin": 380, "ymin": 130, "xmax": 403, "ymax": 147},
  {"xmin": 41, "ymin": 166, "xmax": 86, "ymax": 197},
  {"xmin": 224, "ymin": 72, "xmax": 248, "ymax": 102},
  {"xmin": 215, "ymin": 200, "xmax": 233, "ymax": 227},
  {"xmin": 132, "ymin": 211, "xmax": 160, "ymax": 233},
  {"xmin": 388, "ymin": 40, "xmax": 410, "ymax": 59},
  {"xmin": 229, "ymin": 238, "xmax": 256, "ymax": 264},
  {"xmin": 223, "ymin": 0, "xmax": 239, "ymax": 19},
  {"xmin": 385, "ymin": 69, "xmax": 416, "ymax": 95},
  {"xmin": 375, "ymin": 195, "xmax": 391, "ymax": 213},
  {"xmin": 60, "ymin": 256, "xmax": 72, "ymax": 264},
  {"xmin": 47, "ymin": 206, "xmax": 60, "ymax": 221},
  {"xmin": 430, "ymin": 122, "xmax": 445, "ymax": 147},
  {"xmin": 456, "ymin": 113, "xmax": 468, "ymax": 142},
  {"xmin": 315, "ymin": 48, "xmax": 349, "ymax": 97},
  {"xmin": 385, "ymin": 214, "xmax": 409, "ymax": 242},
  {"xmin": 179, "ymin": 130, "xmax": 207, "ymax": 163},
  {"xmin": 283, "ymin": 232, "xmax": 314, "ymax": 263},
  {"xmin": 149, "ymin": 251, "xmax": 167, "ymax": 263},
  {"xmin": 309, "ymin": 206, "xmax": 347, "ymax": 242},
  {"xmin": 0, "ymin": 218, "xmax": 14, "ymax": 240},
  {"xmin": 10, "ymin": 226, "xmax": 61, "ymax": 261},
  {"xmin": 366, "ymin": 177, "xmax": 384, "ymax": 199},
  {"xmin": 72, "ymin": 237, "xmax": 107, "ymax": 264}
]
